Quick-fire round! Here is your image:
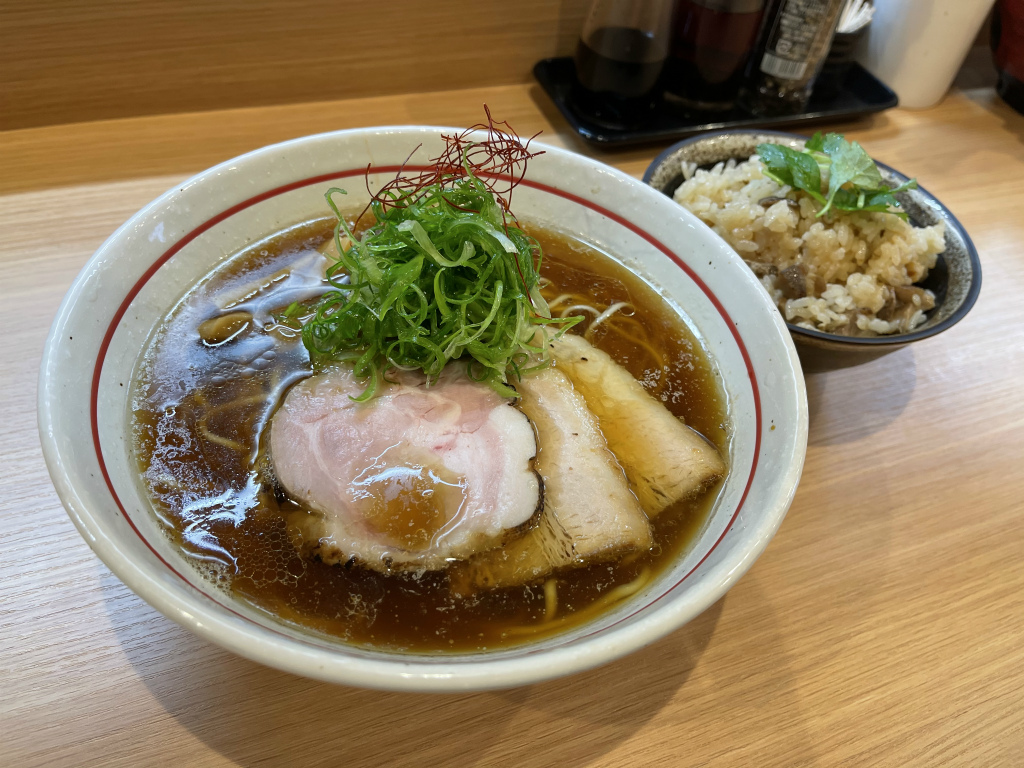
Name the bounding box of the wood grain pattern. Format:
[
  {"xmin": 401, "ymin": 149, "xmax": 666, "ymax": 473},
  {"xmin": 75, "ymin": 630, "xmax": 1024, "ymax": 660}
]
[
  {"xmin": 0, "ymin": 0, "xmax": 588, "ymax": 130},
  {"xmin": 3, "ymin": 85, "xmax": 1024, "ymax": 767}
]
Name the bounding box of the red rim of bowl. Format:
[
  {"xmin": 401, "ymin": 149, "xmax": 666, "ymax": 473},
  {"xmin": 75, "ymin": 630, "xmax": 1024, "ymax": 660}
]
[{"xmin": 45, "ymin": 139, "xmax": 782, "ymax": 685}]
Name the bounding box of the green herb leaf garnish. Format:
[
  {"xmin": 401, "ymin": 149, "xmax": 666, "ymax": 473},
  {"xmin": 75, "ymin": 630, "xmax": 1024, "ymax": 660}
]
[
  {"xmin": 756, "ymin": 132, "xmax": 917, "ymax": 219},
  {"xmin": 294, "ymin": 113, "xmax": 581, "ymax": 400}
]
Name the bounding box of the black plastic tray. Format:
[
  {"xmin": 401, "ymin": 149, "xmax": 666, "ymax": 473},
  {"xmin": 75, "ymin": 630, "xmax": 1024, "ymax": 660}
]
[{"xmin": 534, "ymin": 57, "xmax": 898, "ymax": 147}]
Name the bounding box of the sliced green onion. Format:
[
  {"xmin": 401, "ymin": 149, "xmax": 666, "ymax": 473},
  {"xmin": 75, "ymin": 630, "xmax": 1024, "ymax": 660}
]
[{"xmin": 299, "ymin": 167, "xmax": 581, "ymax": 398}]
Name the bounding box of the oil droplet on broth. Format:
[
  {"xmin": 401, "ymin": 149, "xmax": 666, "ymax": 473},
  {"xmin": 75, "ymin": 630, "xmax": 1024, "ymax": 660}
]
[{"xmin": 349, "ymin": 446, "xmax": 468, "ymax": 551}]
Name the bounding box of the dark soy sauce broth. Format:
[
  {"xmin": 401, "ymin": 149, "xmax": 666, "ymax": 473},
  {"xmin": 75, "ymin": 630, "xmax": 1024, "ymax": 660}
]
[{"xmin": 131, "ymin": 218, "xmax": 728, "ymax": 653}]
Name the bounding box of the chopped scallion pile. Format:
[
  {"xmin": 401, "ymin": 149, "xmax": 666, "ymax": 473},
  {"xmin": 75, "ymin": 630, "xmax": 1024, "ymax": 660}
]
[{"xmin": 283, "ymin": 117, "xmax": 580, "ymax": 401}]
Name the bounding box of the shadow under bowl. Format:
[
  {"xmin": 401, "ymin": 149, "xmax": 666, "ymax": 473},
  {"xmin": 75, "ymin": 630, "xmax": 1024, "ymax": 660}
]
[{"xmin": 643, "ymin": 130, "xmax": 982, "ymax": 372}]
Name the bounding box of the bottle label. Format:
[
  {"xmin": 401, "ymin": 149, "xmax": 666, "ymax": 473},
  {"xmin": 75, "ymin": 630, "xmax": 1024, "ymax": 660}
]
[
  {"xmin": 760, "ymin": 53, "xmax": 808, "ymax": 80},
  {"xmin": 759, "ymin": 0, "xmax": 831, "ymax": 80}
]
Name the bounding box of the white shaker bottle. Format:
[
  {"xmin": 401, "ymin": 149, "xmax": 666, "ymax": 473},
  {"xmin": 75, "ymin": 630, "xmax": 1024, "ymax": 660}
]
[{"xmin": 856, "ymin": 0, "xmax": 996, "ymax": 109}]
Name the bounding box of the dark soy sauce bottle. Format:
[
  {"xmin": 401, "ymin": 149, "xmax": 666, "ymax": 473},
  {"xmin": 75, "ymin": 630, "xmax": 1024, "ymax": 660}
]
[
  {"xmin": 572, "ymin": 0, "xmax": 674, "ymax": 129},
  {"xmin": 663, "ymin": 0, "xmax": 767, "ymax": 111}
]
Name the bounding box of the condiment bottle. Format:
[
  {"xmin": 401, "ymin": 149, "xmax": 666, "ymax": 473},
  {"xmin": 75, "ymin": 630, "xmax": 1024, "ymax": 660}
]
[
  {"xmin": 572, "ymin": 0, "xmax": 675, "ymax": 128},
  {"xmin": 740, "ymin": 0, "xmax": 845, "ymax": 115},
  {"xmin": 664, "ymin": 0, "xmax": 768, "ymax": 111},
  {"xmin": 994, "ymin": 0, "xmax": 1024, "ymax": 116}
]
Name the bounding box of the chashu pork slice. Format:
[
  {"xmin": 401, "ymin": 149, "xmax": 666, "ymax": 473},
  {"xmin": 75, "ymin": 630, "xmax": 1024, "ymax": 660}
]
[
  {"xmin": 270, "ymin": 365, "xmax": 542, "ymax": 573},
  {"xmin": 453, "ymin": 367, "xmax": 652, "ymax": 592},
  {"xmin": 549, "ymin": 333, "xmax": 725, "ymax": 515}
]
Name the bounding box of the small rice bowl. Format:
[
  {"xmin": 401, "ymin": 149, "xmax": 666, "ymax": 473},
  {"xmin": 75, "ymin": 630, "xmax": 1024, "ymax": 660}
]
[{"xmin": 672, "ymin": 156, "xmax": 946, "ymax": 336}]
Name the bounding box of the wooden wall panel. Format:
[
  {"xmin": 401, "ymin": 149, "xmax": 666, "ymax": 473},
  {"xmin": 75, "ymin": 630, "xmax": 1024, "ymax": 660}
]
[{"xmin": 0, "ymin": 0, "xmax": 589, "ymax": 130}]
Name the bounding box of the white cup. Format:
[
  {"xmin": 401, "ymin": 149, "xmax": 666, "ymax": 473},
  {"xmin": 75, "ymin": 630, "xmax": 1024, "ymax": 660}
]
[{"xmin": 856, "ymin": 0, "xmax": 995, "ymax": 109}]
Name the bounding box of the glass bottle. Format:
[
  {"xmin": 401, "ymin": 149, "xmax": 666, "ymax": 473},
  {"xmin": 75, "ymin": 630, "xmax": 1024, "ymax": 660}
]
[
  {"xmin": 739, "ymin": 0, "xmax": 845, "ymax": 115},
  {"xmin": 994, "ymin": 0, "xmax": 1024, "ymax": 116},
  {"xmin": 572, "ymin": 0, "xmax": 675, "ymax": 128},
  {"xmin": 664, "ymin": 0, "xmax": 768, "ymax": 111}
]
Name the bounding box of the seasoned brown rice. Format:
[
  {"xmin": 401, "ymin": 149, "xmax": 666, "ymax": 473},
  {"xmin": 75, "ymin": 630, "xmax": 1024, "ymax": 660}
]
[{"xmin": 672, "ymin": 155, "xmax": 946, "ymax": 335}]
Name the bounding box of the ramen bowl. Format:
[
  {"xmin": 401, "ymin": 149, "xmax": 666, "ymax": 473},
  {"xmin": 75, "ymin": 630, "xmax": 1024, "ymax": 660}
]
[{"xmin": 38, "ymin": 126, "xmax": 807, "ymax": 691}]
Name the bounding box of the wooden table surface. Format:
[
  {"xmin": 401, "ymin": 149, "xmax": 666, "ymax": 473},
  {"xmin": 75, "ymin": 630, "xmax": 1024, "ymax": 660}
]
[{"xmin": 2, "ymin": 83, "xmax": 1023, "ymax": 767}]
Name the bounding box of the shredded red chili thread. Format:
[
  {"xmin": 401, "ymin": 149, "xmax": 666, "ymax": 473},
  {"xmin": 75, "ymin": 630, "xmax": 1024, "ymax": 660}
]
[
  {"xmin": 355, "ymin": 106, "xmax": 545, "ymax": 307},
  {"xmin": 358, "ymin": 105, "xmax": 543, "ymax": 227}
]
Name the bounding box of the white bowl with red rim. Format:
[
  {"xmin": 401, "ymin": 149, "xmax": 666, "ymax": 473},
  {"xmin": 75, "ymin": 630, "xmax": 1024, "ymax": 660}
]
[{"xmin": 38, "ymin": 126, "xmax": 807, "ymax": 691}]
